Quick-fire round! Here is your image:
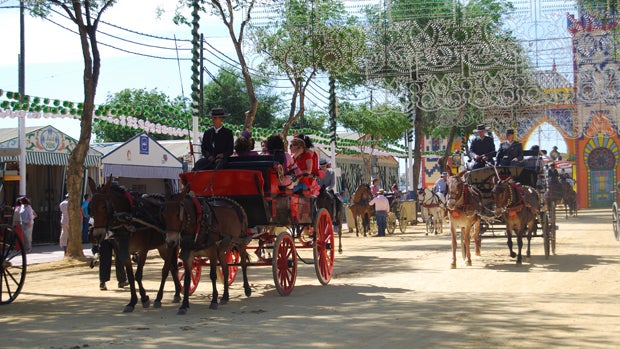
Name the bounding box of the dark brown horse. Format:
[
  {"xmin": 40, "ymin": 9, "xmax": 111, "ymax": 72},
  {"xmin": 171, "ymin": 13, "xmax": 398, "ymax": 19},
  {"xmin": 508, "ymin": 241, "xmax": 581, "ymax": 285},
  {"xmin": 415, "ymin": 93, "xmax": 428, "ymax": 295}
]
[
  {"xmin": 445, "ymin": 172, "xmax": 482, "ymax": 268},
  {"xmin": 88, "ymin": 177, "xmax": 181, "ymax": 312},
  {"xmin": 491, "ymin": 177, "xmax": 540, "ymax": 265},
  {"xmin": 316, "ymin": 186, "xmax": 344, "ymax": 253},
  {"xmin": 161, "ymin": 185, "xmax": 251, "ymax": 315},
  {"xmin": 560, "ymin": 180, "xmax": 578, "ymax": 218},
  {"xmin": 348, "ymin": 184, "xmax": 373, "ymax": 237}
]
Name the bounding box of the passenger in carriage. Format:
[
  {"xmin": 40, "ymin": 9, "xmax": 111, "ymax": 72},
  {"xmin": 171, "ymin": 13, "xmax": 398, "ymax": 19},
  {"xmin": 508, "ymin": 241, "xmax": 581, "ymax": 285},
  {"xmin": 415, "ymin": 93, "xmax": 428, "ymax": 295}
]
[
  {"xmin": 194, "ymin": 108, "xmax": 234, "ymax": 170},
  {"xmin": 469, "ymin": 124, "xmax": 496, "ymax": 169},
  {"xmin": 370, "ymin": 178, "xmax": 380, "ymax": 197},
  {"xmin": 234, "ymin": 131, "xmax": 259, "ymax": 156},
  {"xmin": 523, "ymin": 145, "xmax": 543, "ymax": 170},
  {"xmin": 495, "ymin": 128, "xmax": 523, "ymax": 167},
  {"xmin": 295, "ymin": 133, "xmax": 320, "ymax": 178},
  {"xmin": 266, "ymin": 133, "xmax": 301, "ymax": 188},
  {"xmin": 290, "ymin": 137, "xmax": 319, "ymax": 195}
]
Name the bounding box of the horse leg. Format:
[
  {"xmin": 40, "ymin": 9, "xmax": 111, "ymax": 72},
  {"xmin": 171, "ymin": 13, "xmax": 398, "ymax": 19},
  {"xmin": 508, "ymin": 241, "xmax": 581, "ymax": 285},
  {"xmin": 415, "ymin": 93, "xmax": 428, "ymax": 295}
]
[
  {"xmin": 506, "ymin": 225, "xmax": 517, "ymax": 258},
  {"xmin": 217, "ymin": 249, "xmax": 229, "ymax": 307},
  {"xmin": 209, "ymin": 257, "xmax": 220, "ymax": 310},
  {"xmin": 240, "ymin": 248, "xmax": 252, "ymax": 297},
  {"xmin": 154, "ymin": 246, "xmax": 181, "ymax": 308},
  {"xmin": 121, "ymin": 256, "xmax": 138, "ymax": 313},
  {"xmin": 464, "ymin": 227, "xmax": 472, "ymax": 266},
  {"xmin": 474, "ymin": 219, "xmax": 481, "ymax": 256},
  {"xmin": 450, "ymin": 225, "xmax": 457, "ymax": 269},
  {"xmin": 134, "ymin": 252, "xmax": 151, "ymax": 308},
  {"xmin": 516, "ymin": 230, "xmax": 524, "ymax": 265},
  {"xmin": 178, "ymin": 251, "xmax": 192, "ymax": 315}
]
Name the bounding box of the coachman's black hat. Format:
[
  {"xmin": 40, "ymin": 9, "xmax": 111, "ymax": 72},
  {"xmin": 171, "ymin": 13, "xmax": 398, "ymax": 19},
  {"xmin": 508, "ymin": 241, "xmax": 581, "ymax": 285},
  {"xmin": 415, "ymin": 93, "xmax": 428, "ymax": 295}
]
[{"xmin": 208, "ymin": 108, "xmax": 230, "ymax": 118}]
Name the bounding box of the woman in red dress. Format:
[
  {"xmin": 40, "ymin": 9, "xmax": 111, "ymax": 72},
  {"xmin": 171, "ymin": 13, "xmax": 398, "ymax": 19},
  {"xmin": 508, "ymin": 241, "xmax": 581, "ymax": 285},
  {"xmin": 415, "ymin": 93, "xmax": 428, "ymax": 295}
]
[{"xmin": 290, "ymin": 138, "xmax": 318, "ymax": 194}]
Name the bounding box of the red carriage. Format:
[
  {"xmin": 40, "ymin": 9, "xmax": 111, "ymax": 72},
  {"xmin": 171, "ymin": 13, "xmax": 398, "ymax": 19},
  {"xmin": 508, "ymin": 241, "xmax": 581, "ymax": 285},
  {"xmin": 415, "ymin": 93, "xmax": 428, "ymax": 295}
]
[{"xmin": 177, "ymin": 155, "xmax": 336, "ymax": 297}]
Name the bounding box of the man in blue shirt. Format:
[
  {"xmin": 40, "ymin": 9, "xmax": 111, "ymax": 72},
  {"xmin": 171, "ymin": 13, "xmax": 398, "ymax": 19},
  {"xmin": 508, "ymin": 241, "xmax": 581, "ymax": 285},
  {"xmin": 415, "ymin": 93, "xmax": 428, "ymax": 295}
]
[{"xmin": 81, "ymin": 194, "xmax": 91, "ymax": 243}]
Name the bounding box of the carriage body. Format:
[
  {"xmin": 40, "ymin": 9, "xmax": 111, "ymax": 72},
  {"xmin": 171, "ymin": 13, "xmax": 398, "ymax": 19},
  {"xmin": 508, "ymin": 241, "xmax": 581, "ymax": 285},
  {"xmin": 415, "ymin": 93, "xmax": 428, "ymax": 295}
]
[{"xmin": 178, "ymin": 155, "xmax": 335, "ymax": 296}]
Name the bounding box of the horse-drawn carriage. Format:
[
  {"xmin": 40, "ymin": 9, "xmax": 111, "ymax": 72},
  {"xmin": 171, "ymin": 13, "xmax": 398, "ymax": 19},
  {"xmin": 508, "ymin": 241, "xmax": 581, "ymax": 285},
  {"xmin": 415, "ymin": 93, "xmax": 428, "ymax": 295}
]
[
  {"xmin": 463, "ymin": 163, "xmax": 557, "ymax": 260},
  {"xmin": 346, "ymin": 186, "xmax": 416, "ymax": 236},
  {"xmin": 174, "ymin": 155, "xmax": 337, "ymax": 298},
  {"xmin": 0, "ymin": 203, "xmax": 26, "ymax": 304}
]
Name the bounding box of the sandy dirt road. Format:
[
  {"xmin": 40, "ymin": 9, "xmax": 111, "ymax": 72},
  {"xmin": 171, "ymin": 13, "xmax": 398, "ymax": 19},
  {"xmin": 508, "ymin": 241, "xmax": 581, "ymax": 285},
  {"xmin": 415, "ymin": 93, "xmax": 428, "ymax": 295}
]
[{"xmin": 1, "ymin": 208, "xmax": 619, "ymax": 349}]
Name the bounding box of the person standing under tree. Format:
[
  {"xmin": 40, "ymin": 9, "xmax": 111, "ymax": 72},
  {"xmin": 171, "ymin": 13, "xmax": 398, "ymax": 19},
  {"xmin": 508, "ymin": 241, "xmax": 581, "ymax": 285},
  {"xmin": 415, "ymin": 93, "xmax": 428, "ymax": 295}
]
[
  {"xmin": 59, "ymin": 194, "xmax": 69, "ymax": 254},
  {"xmin": 19, "ymin": 197, "xmax": 35, "ymax": 253},
  {"xmin": 369, "ymin": 189, "xmax": 390, "ymax": 237},
  {"xmin": 81, "ymin": 194, "xmax": 91, "ymax": 243}
]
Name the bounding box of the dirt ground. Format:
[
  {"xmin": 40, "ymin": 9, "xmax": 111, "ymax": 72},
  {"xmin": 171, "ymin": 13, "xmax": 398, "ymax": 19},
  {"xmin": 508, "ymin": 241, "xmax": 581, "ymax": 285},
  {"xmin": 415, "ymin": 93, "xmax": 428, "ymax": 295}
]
[{"xmin": 2, "ymin": 208, "xmax": 619, "ymax": 349}]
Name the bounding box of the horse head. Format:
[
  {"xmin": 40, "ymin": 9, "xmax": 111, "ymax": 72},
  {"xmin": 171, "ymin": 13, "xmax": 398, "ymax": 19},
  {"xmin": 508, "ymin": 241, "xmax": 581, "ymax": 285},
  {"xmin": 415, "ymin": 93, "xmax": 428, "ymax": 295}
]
[
  {"xmin": 490, "ymin": 177, "xmax": 514, "ymax": 215},
  {"xmin": 162, "ymin": 184, "xmax": 193, "ymax": 248},
  {"xmin": 352, "ymin": 184, "xmax": 372, "ymax": 205},
  {"xmin": 88, "ymin": 175, "xmax": 133, "ymax": 241},
  {"xmin": 446, "ymin": 175, "xmax": 464, "ymax": 211}
]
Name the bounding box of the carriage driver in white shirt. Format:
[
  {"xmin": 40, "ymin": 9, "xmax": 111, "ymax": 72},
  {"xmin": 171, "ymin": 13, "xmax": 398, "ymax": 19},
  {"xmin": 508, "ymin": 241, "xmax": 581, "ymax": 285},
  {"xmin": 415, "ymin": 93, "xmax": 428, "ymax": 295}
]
[
  {"xmin": 369, "ymin": 189, "xmax": 390, "ymax": 237},
  {"xmin": 434, "ymin": 172, "xmax": 449, "ymax": 201}
]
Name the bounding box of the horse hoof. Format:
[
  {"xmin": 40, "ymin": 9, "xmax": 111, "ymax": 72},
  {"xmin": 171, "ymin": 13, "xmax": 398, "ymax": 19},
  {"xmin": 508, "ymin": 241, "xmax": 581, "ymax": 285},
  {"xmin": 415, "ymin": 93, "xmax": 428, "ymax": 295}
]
[
  {"xmin": 172, "ymin": 295, "xmax": 181, "ymax": 303},
  {"xmin": 209, "ymin": 303, "xmax": 219, "ymax": 310},
  {"xmin": 154, "ymin": 301, "xmax": 162, "ymax": 308},
  {"xmin": 466, "ymin": 261, "xmax": 472, "ymax": 266},
  {"xmin": 450, "ymin": 263, "xmax": 456, "ymax": 269},
  {"xmin": 510, "ymin": 252, "xmax": 517, "ymax": 258},
  {"xmin": 122, "ymin": 306, "xmax": 135, "ymax": 313},
  {"xmin": 245, "ymin": 288, "xmax": 252, "ymax": 297},
  {"xmin": 177, "ymin": 308, "xmax": 188, "ymax": 315},
  {"xmin": 142, "ymin": 299, "xmax": 151, "ymax": 309}
]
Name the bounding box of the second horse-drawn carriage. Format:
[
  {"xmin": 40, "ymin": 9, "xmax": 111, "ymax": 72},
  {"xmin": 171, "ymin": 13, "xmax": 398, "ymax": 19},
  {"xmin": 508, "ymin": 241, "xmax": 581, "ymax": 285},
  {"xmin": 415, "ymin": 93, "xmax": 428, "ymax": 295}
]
[{"xmin": 462, "ymin": 160, "xmax": 558, "ymax": 262}]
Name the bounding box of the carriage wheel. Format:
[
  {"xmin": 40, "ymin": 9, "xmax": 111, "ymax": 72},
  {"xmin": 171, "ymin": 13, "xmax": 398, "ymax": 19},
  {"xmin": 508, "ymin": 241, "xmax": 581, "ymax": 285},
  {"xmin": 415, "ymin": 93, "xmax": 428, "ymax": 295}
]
[
  {"xmin": 613, "ymin": 204, "xmax": 620, "ymax": 241},
  {"xmin": 179, "ymin": 256, "xmax": 202, "ymax": 296},
  {"xmin": 425, "ymin": 215, "xmax": 436, "ymax": 235},
  {"xmin": 272, "ymin": 232, "xmax": 297, "ymax": 296},
  {"xmin": 216, "ymin": 249, "xmax": 239, "ymax": 286},
  {"xmin": 386, "ymin": 212, "xmax": 397, "ymax": 235},
  {"xmin": 0, "ymin": 224, "xmax": 27, "ymax": 305},
  {"xmin": 541, "ymin": 212, "xmax": 550, "ymax": 259},
  {"xmin": 398, "ymin": 206, "xmax": 408, "ymax": 233},
  {"xmin": 313, "ymin": 209, "xmax": 334, "ymax": 285},
  {"xmin": 549, "ymin": 202, "xmax": 557, "ymax": 255}
]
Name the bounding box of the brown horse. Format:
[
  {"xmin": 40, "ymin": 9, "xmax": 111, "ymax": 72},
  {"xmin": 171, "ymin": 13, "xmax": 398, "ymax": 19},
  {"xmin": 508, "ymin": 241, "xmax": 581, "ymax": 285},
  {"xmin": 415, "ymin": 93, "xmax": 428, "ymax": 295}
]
[
  {"xmin": 348, "ymin": 184, "xmax": 373, "ymax": 237},
  {"xmin": 560, "ymin": 180, "xmax": 578, "ymax": 218},
  {"xmin": 88, "ymin": 177, "xmax": 181, "ymax": 312},
  {"xmin": 445, "ymin": 172, "xmax": 482, "ymax": 268},
  {"xmin": 162, "ymin": 185, "xmax": 251, "ymax": 315},
  {"xmin": 491, "ymin": 177, "xmax": 540, "ymax": 265}
]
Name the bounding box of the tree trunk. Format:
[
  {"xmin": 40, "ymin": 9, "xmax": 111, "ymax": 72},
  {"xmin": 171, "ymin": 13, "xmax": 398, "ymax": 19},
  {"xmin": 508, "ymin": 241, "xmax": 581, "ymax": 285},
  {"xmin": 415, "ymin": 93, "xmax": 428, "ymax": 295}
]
[{"xmin": 64, "ymin": 2, "xmax": 104, "ymax": 259}]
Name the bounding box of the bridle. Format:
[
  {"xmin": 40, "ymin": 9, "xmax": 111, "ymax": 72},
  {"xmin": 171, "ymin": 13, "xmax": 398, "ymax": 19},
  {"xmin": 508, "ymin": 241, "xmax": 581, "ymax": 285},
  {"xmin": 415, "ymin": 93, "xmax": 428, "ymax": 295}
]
[{"xmin": 90, "ymin": 189, "xmax": 135, "ymax": 239}]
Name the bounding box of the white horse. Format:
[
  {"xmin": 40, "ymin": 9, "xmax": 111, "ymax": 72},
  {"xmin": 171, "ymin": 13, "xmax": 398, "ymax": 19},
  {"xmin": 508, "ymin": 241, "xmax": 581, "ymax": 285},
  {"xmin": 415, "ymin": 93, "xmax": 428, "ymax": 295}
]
[{"xmin": 417, "ymin": 187, "xmax": 447, "ymax": 235}]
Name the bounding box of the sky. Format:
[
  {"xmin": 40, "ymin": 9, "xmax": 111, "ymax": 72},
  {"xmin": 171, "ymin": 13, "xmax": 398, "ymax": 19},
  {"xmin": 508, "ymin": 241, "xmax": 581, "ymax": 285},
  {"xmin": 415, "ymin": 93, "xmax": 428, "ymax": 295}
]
[
  {"xmin": 0, "ymin": 0, "xmax": 235, "ymax": 140},
  {"xmin": 0, "ymin": 0, "xmax": 569, "ymax": 159}
]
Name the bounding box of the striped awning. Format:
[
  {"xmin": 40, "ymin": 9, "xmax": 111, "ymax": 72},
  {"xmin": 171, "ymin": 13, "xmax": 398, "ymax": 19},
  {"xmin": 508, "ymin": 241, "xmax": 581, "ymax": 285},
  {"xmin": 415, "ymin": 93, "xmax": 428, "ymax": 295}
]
[{"xmin": 0, "ymin": 151, "xmax": 100, "ymax": 167}]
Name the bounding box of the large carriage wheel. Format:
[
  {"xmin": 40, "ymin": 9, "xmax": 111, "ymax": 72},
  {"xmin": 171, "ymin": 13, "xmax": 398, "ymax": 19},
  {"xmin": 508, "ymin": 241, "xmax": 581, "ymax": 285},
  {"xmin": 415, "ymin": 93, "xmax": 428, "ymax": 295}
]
[
  {"xmin": 179, "ymin": 256, "xmax": 202, "ymax": 296},
  {"xmin": 0, "ymin": 224, "xmax": 27, "ymax": 305},
  {"xmin": 425, "ymin": 215, "xmax": 436, "ymax": 235},
  {"xmin": 272, "ymin": 232, "xmax": 297, "ymax": 296},
  {"xmin": 613, "ymin": 203, "xmax": 620, "ymax": 241},
  {"xmin": 541, "ymin": 212, "xmax": 551, "ymax": 259},
  {"xmin": 386, "ymin": 212, "xmax": 397, "ymax": 235},
  {"xmin": 398, "ymin": 205, "xmax": 408, "ymax": 233},
  {"xmin": 313, "ymin": 208, "xmax": 334, "ymax": 285},
  {"xmin": 216, "ymin": 249, "xmax": 239, "ymax": 286}
]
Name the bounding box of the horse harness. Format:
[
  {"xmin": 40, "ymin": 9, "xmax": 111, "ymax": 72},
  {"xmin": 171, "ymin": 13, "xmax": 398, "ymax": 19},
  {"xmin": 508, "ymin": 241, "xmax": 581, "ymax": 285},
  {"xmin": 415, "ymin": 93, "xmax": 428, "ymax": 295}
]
[{"xmin": 446, "ymin": 178, "xmax": 482, "ymax": 216}]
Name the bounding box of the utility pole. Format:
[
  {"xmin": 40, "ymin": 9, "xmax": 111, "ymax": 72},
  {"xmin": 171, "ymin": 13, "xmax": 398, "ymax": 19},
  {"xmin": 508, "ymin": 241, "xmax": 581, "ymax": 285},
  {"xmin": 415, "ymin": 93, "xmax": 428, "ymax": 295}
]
[{"xmin": 18, "ymin": 0, "xmax": 26, "ymax": 196}]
